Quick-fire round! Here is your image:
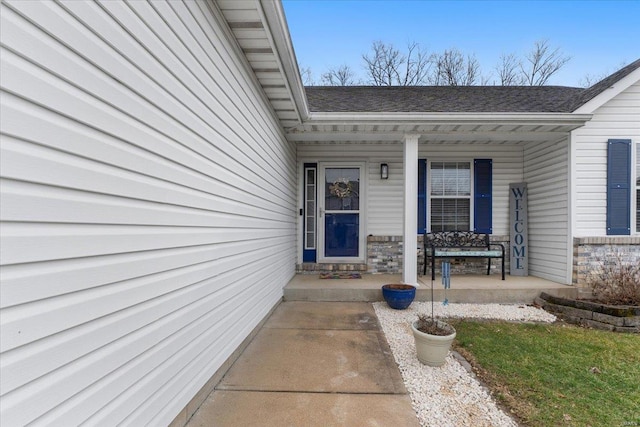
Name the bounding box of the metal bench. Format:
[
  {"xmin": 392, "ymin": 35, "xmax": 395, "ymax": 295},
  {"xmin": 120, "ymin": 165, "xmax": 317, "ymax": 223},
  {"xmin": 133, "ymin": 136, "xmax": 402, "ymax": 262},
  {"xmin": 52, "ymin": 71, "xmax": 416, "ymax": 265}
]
[{"xmin": 423, "ymin": 231, "xmax": 505, "ymax": 280}]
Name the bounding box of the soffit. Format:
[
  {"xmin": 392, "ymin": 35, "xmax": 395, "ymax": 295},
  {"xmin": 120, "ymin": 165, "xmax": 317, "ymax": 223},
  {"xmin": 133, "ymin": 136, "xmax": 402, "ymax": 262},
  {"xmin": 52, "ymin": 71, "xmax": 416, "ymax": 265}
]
[{"xmin": 216, "ymin": 0, "xmax": 304, "ymax": 128}]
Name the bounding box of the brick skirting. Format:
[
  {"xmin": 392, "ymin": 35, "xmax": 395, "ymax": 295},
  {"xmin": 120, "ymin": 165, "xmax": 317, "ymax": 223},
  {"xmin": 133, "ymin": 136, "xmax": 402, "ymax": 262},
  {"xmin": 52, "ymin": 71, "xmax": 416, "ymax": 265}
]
[
  {"xmin": 296, "ymin": 234, "xmax": 511, "ymax": 275},
  {"xmin": 572, "ymin": 236, "xmax": 640, "ymax": 289}
]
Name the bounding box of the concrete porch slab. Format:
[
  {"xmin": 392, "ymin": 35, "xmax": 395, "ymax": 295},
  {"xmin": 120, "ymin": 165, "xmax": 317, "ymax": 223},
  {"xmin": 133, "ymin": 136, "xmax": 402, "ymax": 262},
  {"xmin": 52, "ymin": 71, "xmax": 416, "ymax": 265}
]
[
  {"xmin": 284, "ymin": 273, "xmax": 577, "ymax": 304},
  {"xmin": 191, "ymin": 391, "xmax": 420, "ymax": 427}
]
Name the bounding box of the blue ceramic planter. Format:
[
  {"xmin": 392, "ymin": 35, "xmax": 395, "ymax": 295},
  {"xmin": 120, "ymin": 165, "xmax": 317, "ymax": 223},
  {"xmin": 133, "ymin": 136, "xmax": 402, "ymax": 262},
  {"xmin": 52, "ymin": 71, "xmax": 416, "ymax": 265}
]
[{"xmin": 382, "ymin": 284, "xmax": 416, "ymax": 310}]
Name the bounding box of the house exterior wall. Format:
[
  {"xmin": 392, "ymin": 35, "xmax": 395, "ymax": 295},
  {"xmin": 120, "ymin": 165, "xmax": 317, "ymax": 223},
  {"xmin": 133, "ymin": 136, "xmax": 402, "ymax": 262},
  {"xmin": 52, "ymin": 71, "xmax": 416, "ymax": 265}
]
[
  {"xmin": 570, "ymin": 80, "xmax": 640, "ymax": 286},
  {"xmin": 297, "ymin": 142, "xmax": 404, "ymax": 238},
  {"xmin": 524, "ymin": 137, "xmax": 570, "ymax": 283},
  {"xmin": 572, "ymin": 81, "xmax": 640, "ymax": 236},
  {"xmin": 298, "ymin": 141, "xmax": 525, "ymax": 236},
  {"xmin": 297, "ymin": 142, "xmax": 523, "ymax": 275},
  {"xmin": 0, "ymin": 1, "xmax": 296, "ymax": 426}
]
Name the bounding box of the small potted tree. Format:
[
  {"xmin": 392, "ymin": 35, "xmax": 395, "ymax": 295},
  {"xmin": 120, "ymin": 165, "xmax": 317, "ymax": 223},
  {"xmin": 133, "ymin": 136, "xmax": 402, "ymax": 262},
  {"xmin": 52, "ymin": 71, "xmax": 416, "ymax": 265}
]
[
  {"xmin": 411, "ymin": 261, "xmax": 456, "ymax": 367},
  {"xmin": 411, "ymin": 314, "xmax": 456, "ymax": 367}
]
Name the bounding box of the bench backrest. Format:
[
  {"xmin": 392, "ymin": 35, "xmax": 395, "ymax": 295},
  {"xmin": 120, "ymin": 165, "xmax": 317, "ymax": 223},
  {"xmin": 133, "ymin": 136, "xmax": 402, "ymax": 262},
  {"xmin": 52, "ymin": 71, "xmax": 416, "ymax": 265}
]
[{"xmin": 425, "ymin": 231, "xmax": 489, "ymax": 249}]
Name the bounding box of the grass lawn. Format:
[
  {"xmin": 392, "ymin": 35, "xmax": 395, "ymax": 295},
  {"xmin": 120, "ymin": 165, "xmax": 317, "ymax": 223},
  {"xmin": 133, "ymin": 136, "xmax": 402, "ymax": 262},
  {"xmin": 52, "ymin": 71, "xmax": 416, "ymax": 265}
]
[{"xmin": 452, "ymin": 320, "xmax": 640, "ymax": 427}]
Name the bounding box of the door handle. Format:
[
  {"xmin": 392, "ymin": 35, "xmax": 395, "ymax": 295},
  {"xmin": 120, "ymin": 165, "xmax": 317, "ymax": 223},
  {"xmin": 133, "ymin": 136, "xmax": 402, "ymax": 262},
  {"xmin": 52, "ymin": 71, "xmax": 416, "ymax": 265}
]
[{"xmin": 319, "ymin": 207, "xmax": 324, "ymax": 218}]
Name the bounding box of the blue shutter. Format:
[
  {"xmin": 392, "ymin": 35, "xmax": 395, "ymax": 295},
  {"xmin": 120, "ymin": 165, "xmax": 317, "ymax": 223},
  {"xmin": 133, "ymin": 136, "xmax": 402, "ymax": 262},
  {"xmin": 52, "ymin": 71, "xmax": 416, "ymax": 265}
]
[
  {"xmin": 474, "ymin": 159, "xmax": 492, "ymax": 234},
  {"xmin": 417, "ymin": 159, "xmax": 427, "ymax": 234},
  {"xmin": 607, "ymin": 139, "xmax": 631, "ymax": 235}
]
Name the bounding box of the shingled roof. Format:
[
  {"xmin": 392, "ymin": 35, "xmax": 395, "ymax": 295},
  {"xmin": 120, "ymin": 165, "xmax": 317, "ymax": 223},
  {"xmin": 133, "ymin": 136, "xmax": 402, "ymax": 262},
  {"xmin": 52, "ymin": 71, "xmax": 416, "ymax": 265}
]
[
  {"xmin": 305, "ymin": 86, "xmax": 583, "ymax": 113},
  {"xmin": 561, "ymin": 58, "xmax": 640, "ymax": 111},
  {"xmin": 304, "ymin": 59, "xmax": 640, "ymax": 114}
]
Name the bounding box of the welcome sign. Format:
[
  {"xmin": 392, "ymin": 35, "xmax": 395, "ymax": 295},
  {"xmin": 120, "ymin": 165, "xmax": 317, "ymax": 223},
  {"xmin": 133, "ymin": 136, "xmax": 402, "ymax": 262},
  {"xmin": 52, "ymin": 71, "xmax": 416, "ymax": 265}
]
[{"xmin": 509, "ymin": 183, "xmax": 528, "ymax": 276}]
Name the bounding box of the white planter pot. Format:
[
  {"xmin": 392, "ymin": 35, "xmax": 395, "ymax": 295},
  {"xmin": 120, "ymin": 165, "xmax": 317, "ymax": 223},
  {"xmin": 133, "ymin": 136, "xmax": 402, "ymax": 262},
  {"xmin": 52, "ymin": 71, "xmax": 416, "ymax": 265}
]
[{"xmin": 411, "ymin": 320, "xmax": 456, "ymax": 367}]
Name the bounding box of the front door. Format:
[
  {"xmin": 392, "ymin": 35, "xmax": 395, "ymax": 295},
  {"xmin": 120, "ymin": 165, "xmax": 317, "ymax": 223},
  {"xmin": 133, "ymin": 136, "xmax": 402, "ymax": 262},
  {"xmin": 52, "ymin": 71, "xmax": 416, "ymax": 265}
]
[{"xmin": 318, "ymin": 164, "xmax": 365, "ymax": 262}]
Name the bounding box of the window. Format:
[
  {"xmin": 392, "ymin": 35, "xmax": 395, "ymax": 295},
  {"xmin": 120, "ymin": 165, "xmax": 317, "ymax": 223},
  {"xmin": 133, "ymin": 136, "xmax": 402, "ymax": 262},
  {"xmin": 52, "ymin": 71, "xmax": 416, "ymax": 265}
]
[
  {"xmin": 303, "ymin": 164, "xmax": 317, "ymax": 262},
  {"xmin": 418, "ymin": 159, "xmax": 492, "ymax": 234},
  {"xmin": 430, "ymin": 162, "xmax": 471, "ymax": 231},
  {"xmin": 304, "ymin": 166, "xmax": 316, "ymax": 250}
]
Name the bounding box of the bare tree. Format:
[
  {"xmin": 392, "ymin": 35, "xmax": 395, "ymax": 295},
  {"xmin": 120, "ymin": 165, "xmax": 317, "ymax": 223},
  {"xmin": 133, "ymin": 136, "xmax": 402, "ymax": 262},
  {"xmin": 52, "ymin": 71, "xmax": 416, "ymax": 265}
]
[
  {"xmin": 579, "ymin": 73, "xmax": 601, "ymax": 88},
  {"xmin": 362, "ymin": 41, "xmax": 431, "ymax": 86},
  {"xmin": 321, "ymin": 64, "xmax": 357, "ymax": 86},
  {"xmin": 520, "ymin": 39, "xmax": 571, "ymax": 86},
  {"xmin": 402, "ymin": 41, "xmax": 432, "ymax": 85},
  {"xmin": 431, "ymin": 49, "xmax": 483, "ymax": 86},
  {"xmin": 300, "ymin": 66, "xmax": 315, "ymax": 86},
  {"xmin": 362, "ymin": 41, "xmax": 402, "ymax": 85},
  {"xmin": 579, "ymin": 60, "xmax": 628, "ymax": 87},
  {"xmin": 495, "ymin": 53, "xmax": 525, "ymax": 85},
  {"xmin": 305, "ymin": 38, "xmax": 572, "ymax": 87}
]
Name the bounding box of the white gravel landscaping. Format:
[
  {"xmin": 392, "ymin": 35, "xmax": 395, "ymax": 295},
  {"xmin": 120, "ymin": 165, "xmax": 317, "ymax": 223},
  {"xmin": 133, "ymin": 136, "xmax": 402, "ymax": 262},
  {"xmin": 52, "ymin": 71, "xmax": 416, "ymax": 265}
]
[{"xmin": 373, "ymin": 301, "xmax": 557, "ymax": 427}]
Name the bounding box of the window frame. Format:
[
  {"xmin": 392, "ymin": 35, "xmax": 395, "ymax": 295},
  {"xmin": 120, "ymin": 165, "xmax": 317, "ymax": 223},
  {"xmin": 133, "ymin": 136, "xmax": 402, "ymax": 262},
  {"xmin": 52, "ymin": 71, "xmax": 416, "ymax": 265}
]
[{"xmin": 427, "ymin": 160, "xmax": 474, "ymax": 232}]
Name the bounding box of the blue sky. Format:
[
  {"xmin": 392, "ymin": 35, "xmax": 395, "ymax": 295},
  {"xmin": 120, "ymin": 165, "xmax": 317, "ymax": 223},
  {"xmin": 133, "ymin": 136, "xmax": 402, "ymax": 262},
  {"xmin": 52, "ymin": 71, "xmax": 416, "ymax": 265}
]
[{"xmin": 282, "ymin": 0, "xmax": 640, "ymax": 87}]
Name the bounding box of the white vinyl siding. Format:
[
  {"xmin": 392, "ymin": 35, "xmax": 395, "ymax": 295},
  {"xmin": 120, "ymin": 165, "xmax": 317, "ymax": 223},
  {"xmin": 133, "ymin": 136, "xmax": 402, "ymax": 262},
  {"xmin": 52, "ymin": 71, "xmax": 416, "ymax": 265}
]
[
  {"xmin": 572, "ymin": 81, "xmax": 640, "ymax": 236},
  {"xmin": 524, "ymin": 137, "xmax": 570, "ymax": 283},
  {"xmin": 297, "ymin": 142, "xmax": 525, "ymax": 238},
  {"xmin": 1, "ymin": 1, "xmax": 295, "ymax": 426}
]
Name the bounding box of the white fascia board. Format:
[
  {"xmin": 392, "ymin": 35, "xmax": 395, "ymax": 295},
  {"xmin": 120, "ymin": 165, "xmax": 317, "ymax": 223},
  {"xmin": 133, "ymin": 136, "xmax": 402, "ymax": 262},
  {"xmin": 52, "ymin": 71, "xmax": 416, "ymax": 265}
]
[
  {"xmin": 259, "ymin": 0, "xmax": 309, "ymax": 122},
  {"xmin": 307, "ymin": 112, "xmax": 593, "ymax": 126},
  {"xmin": 574, "ymin": 67, "xmax": 640, "ymax": 113}
]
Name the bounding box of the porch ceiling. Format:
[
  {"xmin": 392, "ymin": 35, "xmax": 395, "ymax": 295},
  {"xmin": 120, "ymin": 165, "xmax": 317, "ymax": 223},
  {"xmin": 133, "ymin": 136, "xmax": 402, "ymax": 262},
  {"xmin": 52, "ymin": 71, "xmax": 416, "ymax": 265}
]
[{"xmin": 285, "ymin": 114, "xmax": 592, "ymax": 144}]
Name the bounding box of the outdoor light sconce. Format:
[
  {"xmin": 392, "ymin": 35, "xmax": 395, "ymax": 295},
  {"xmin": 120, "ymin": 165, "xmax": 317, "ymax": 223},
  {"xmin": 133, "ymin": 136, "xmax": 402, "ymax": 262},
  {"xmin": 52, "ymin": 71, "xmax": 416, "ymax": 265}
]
[{"xmin": 380, "ymin": 163, "xmax": 389, "ymax": 179}]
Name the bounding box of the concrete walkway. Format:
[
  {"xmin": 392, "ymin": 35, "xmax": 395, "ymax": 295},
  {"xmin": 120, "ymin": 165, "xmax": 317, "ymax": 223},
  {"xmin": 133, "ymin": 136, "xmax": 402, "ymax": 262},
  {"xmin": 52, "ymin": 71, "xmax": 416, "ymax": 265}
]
[{"xmin": 186, "ymin": 302, "xmax": 419, "ymax": 426}]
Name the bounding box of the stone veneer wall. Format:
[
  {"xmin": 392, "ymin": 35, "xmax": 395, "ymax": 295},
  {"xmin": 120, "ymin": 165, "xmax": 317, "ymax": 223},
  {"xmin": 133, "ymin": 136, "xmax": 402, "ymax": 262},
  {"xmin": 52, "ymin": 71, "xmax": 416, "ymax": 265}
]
[
  {"xmin": 296, "ymin": 234, "xmax": 512, "ymax": 275},
  {"xmin": 572, "ymin": 237, "xmax": 640, "ymax": 290},
  {"xmin": 366, "ymin": 235, "xmax": 421, "ymax": 274},
  {"xmin": 367, "ymin": 235, "xmax": 510, "ymax": 276}
]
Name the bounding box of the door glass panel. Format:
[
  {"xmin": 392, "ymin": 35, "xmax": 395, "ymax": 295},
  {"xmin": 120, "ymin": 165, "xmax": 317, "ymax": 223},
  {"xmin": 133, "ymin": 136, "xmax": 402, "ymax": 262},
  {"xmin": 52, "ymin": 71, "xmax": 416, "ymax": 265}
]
[
  {"xmin": 322, "ymin": 166, "xmax": 361, "ymax": 259},
  {"xmin": 325, "ymin": 168, "xmax": 360, "ymax": 211},
  {"xmin": 325, "ymin": 213, "xmax": 359, "ymax": 257},
  {"xmin": 304, "ymin": 167, "xmax": 316, "ymax": 250}
]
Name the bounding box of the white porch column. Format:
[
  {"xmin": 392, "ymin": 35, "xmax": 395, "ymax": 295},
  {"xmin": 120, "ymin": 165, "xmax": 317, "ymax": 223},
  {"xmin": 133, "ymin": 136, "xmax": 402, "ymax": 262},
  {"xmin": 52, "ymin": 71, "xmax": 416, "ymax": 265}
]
[{"xmin": 403, "ymin": 134, "xmax": 419, "ymax": 285}]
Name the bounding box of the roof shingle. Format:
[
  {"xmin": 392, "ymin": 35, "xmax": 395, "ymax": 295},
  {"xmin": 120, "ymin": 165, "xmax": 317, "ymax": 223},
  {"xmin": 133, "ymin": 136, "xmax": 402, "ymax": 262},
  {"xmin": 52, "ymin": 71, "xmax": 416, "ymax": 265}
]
[
  {"xmin": 304, "ymin": 59, "xmax": 640, "ymax": 114},
  {"xmin": 305, "ymin": 86, "xmax": 583, "ymax": 113}
]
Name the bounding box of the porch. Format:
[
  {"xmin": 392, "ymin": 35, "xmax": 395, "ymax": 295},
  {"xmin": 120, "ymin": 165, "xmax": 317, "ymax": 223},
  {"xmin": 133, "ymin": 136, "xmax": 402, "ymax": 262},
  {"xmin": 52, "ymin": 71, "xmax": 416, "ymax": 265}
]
[{"xmin": 284, "ymin": 273, "xmax": 577, "ymax": 304}]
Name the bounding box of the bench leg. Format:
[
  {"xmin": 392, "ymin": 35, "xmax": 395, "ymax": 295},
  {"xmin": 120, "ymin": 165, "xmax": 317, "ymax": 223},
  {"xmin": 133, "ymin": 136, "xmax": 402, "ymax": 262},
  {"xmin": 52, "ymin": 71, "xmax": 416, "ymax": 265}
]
[
  {"xmin": 487, "ymin": 258, "xmax": 491, "ymax": 275},
  {"xmin": 423, "ymin": 252, "xmax": 427, "ymax": 276},
  {"xmin": 502, "ymin": 257, "xmax": 505, "ymax": 280}
]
